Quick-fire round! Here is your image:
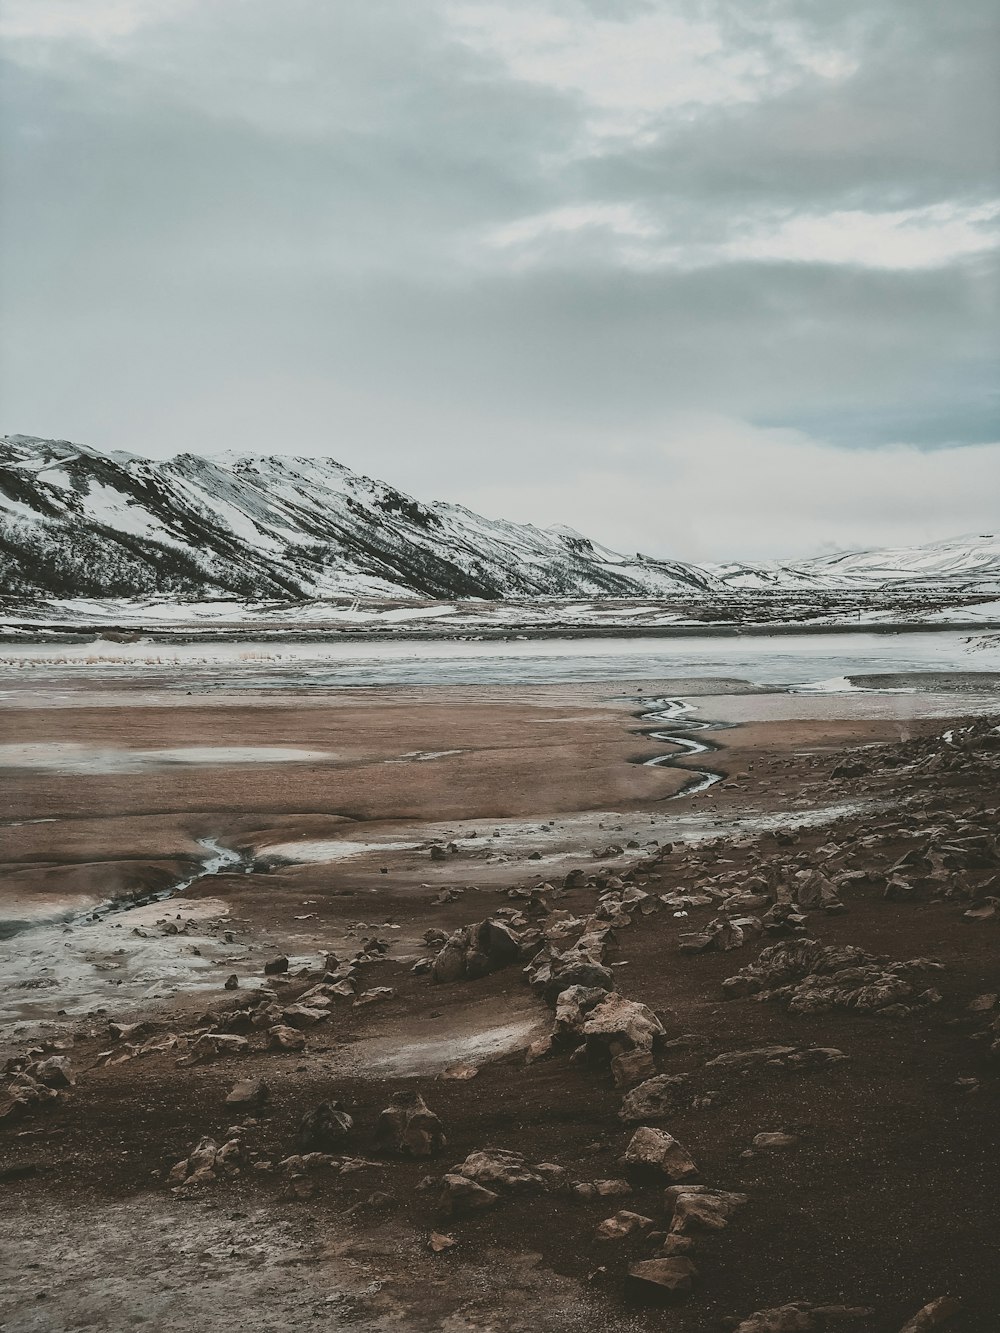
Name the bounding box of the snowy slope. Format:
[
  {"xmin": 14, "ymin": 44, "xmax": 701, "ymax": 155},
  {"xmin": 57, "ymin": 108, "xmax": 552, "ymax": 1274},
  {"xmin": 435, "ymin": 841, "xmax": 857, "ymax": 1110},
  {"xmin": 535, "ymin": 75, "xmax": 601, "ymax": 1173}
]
[
  {"xmin": 0, "ymin": 435, "xmax": 716, "ymax": 600},
  {"xmin": 3, "ymin": 434, "xmax": 996, "ymax": 603},
  {"xmin": 711, "ymin": 533, "xmax": 1000, "ymax": 593}
]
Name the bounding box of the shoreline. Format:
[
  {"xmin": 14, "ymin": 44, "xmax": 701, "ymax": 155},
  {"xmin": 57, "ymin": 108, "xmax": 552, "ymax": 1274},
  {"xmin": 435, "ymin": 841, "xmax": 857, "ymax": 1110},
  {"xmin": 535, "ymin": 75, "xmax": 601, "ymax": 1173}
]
[{"xmin": 2, "ymin": 617, "xmax": 1000, "ymax": 645}]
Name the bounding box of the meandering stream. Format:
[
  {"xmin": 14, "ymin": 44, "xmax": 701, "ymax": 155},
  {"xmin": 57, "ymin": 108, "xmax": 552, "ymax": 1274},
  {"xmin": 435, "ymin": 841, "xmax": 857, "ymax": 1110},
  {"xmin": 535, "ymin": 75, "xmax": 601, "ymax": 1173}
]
[{"xmin": 635, "ymin": 696, "xmax": 727, "ymax": 796}]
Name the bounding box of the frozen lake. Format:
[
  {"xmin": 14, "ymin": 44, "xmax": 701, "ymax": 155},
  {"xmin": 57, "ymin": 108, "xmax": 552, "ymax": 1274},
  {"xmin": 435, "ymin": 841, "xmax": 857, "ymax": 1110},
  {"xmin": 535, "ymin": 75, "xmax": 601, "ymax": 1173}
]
[{"xmin": 1, "ymin": 628, "xmax": 999, "ymax": 690}]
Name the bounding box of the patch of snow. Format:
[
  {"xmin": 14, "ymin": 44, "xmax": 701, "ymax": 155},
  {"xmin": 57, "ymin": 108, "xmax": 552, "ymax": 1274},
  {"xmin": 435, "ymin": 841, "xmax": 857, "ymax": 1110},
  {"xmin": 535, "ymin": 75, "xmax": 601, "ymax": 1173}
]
[{"xmin": 0, "ymin": 744, "xmax": 337, "ymax": 773}]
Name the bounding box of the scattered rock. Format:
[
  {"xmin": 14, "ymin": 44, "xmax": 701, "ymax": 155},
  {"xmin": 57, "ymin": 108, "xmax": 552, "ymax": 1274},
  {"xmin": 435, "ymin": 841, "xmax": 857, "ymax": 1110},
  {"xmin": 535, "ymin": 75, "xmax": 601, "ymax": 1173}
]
[
  {"xmin": 353, "ymin": 987, "xmax": 396, "ymax": 1006},
  {"xmin": 580, "ymin": 993, "xmax": 665, "ymax": 1062},
  {"xmin": 620, "ymin": 1075, "xmax": 690, "ymax": 1123},
  {"xmin": 374, "ymin": 1091, "xmax": 445, "ymax": 1157},
  {"xmin": 185, "ymin": 1033, "xmax": 251, "ymax": 1062},
  {"xmin": 897, "ymin": 1297, "xmax": 961, "ymax": 1332},
  {"xmin": 611, "ymin": 1048, "xmax": 655, "ymax": 1089},
  {"xmin": 627, "ymin": 1256, "xmax": 697, "ymax": 1296},
  {"xmin": 667, "ymin": 1187, "xmax": 748, "ymax": 1233},
  {"xmin": 751, "ymin": 1131, "xmax": 800, "ymax": 1150},
  {"xmin": 730, "ymin": 1302, "xmax": 874, "ymax": 1332},
  {"xmin": 455, "ymin": 1148, "xmax": 544, "ymax": 1193},
  {"xmin": 437, "ymin": 1173, "xmax": 498, "ymax": 1216},
  {"xmin": 300, "ymin": 1100, "xmax": 353, "ymax": 1151},
  {"xmin": 622, "ymin": 1127, "xmax": 699, "ymax": 1181},
  {"xmin": 267, "ymin": 1025, "xmax": 306, "ymax": 1052},
  {"xmin": 595, "ymin": 1210, "xmax": 655, "ymax": 1241},
  {"xmin": 225, "ymin": 1078, "xmax": 269, "ymax": 1112},
  {"xmin": 31, "ymin": 1057, "xmax": 74, "ymax": 1089}
]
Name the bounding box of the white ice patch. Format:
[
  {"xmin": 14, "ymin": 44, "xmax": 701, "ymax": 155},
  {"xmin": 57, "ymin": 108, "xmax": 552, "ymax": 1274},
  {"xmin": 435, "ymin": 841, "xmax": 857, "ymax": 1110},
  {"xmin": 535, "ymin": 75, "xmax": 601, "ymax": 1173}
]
[
  {"xmin": 790, "ymin": 676, "xmax": 917, "ymax": 695},
  {"xmin": 354, "ymin": 1018, "xmax": 545, "ymax": 1076},
  {"xmin": 0, "ymin": 744, "xmax": 336, "ymax": 773},
  {"xmin": 258, "ymin": 838, "xmax": 422, "ymax": 864},
  {"xmin": 790, "ymin": 675, "xmax": 864, "ymax": 694}
]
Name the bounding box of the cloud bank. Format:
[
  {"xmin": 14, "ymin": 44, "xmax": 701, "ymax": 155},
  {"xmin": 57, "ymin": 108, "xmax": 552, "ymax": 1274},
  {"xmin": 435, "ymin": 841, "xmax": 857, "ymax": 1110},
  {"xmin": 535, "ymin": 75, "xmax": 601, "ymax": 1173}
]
[{"xmin": 1, "ymin": 0, "xmax": 997, "ymax": 560}]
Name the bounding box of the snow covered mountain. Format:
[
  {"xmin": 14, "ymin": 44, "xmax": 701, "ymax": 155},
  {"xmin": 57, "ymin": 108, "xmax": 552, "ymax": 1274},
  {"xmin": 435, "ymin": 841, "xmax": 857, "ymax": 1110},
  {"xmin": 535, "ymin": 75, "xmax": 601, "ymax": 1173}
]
[
  {"xmin": 0, "ymin": 435, "xmax": 717, "ymax": 600},
  {"xmin": 711, "ymin": 533, "xmax": 1000, "ymax": 593},
  {"xmin": 2, "ymin": 434, "xmax": 996, "ymax": 604}
]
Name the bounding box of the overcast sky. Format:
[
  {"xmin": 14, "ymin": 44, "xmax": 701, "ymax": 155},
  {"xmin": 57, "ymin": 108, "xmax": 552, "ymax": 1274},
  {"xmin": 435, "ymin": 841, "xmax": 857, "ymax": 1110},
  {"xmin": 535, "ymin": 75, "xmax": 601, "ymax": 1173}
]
[{"xmin": 1, "ymin": 0, "xmax": 997, "ymax": 561}]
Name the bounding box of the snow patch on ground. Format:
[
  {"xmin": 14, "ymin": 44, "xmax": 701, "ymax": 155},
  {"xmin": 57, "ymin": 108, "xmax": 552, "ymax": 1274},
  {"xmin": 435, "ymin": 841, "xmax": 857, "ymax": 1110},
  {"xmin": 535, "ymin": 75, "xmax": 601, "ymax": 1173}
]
[
  {"xmin": 257, "ymin": 839, "xmax": 424, "ymax": 864},
  {"xmin": 0, "ymin": 743, "xmax": 337, "ymax": 773}
]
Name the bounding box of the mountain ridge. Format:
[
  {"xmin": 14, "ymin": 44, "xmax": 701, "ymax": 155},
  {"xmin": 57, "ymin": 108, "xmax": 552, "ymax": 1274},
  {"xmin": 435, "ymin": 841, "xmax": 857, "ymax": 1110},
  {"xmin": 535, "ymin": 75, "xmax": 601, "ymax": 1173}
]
[
  {"xmin": 0, "ymin": 434, "xmax": 716, "ymax": 600},
  {"xmin": 1, "ymin": 434, "xmax": 997, "ymax": 601}
]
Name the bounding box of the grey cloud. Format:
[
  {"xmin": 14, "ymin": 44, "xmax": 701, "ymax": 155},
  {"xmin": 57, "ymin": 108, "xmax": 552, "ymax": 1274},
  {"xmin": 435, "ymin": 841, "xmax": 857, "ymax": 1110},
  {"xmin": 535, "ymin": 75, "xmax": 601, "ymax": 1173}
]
[
  {"xmin": 0, "ymin": 0, "xmax": 997, "ymax": 559},
  {"xmin": 587, "ymin": 4, "xmax": 1000, "ymax": 213}
]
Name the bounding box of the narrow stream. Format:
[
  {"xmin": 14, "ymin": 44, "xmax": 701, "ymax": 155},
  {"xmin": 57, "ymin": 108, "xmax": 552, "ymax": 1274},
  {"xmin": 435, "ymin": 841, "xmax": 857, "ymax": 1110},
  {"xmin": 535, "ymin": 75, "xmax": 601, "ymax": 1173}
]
[
  {"xmin": 635, "ymin": 696, "xmax": 727, "ymax": 797},
  {"xmin": 0, "ymin": 837, "xmax": 247, "ymax": 940}
]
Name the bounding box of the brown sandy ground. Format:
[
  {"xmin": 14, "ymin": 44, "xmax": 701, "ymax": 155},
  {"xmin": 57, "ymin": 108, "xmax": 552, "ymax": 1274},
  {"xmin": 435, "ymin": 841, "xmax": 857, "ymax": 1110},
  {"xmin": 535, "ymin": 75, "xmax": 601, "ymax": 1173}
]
[{"xmin": 0, "ymin": 686, "xmax": 998, "ymax": 1332}]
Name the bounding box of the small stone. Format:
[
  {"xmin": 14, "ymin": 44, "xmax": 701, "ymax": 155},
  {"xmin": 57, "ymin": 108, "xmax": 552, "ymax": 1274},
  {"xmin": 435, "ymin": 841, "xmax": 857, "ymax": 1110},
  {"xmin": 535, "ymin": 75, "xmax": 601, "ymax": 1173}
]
[
  {"xmin": 611, "ymin": 1049, "xmax": 654, "ymax": 1089},
  {"xmin": 267, "ymin": 1025, "xmax": 306, "ymax": 1051},
  {"xmin": 437, "ymin": 1173, "xmax": 498, "ymax": 1216},
  {"xmin": 299, "ymin": 1101, "xmax": 353, "ymax": 1151},
  {"xmin": 441, "ymin": 1063, "xmax": 479, "ymax": 1081},
  {"xmin": 32, "ymin": 1057, "xmax": 74, "ymax": 1089},
  {"xmin": 353, "ymin": 987, "xmax": 396, "ymax": 1006},
  {"xmin": 667, "ymin": 1187, "xmax": 748, "ymax": 1233},
  {"xmin": 595, "ymin": 1210, "xmax": 655, "ymax": 1241},
  {"xmin": 224, "ymin": 974, "xmax": 239, "ymax": 990},
  {"xmin": 897, "ymin": 1297, "xmax": 961, "ymax": 1332},
  {"xmin": 374, "ymin": 1091, "xmax": 445, "ymax": 1157},
  {"xmin": 627, "ymin": 1257, "xmax": 697, "ymax": 1296},
  {"xmin": 225, "ymin": 1079, "xmax": 269, "ymax": 1112},
  {"xmin": 263, "ymin": 956, "xmax": 289, "ymax": 975},
  {"xmin": 623, "ymin": 1126, "xmax": 698, "ymax": 1181},
  {"xmin": 751, "ymin": 1131, "xmax": 800, "ymax": 1150},
  {"xmin": 429, "ymin": 1231, "xmax": 456, "ymax": 1253}
]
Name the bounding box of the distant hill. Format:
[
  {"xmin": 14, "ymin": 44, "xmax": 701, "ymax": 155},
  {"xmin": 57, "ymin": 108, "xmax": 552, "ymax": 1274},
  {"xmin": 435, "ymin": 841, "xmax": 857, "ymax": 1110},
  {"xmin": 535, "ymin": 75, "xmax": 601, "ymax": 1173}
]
[
  {"xmin": 0, "ymin": 435, "xmax": 715, "ymax": 600},
  {"xmin": 709, "ymin": 533, "xmax": 1000, "ymax": 593}
]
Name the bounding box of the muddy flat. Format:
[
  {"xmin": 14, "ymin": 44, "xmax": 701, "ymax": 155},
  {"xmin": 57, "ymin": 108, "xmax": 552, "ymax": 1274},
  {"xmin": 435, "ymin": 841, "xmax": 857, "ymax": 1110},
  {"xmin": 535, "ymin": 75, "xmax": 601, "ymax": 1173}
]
[{"xmin": 1, "ymin": 638, "xmax": 997, "ymax": 1332}]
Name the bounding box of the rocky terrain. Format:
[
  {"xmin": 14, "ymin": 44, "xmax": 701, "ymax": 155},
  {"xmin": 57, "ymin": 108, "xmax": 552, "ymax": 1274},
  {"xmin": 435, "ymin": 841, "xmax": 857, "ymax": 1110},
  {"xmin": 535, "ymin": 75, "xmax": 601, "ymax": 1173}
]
[{"xmin": 1, "ymin": 705, "xmax": 997, "ymax": 1331}]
